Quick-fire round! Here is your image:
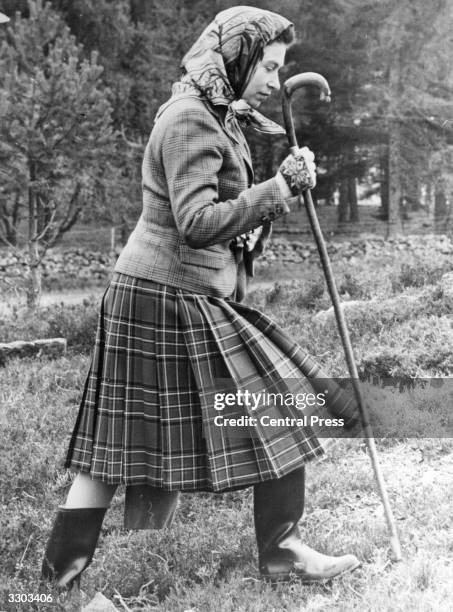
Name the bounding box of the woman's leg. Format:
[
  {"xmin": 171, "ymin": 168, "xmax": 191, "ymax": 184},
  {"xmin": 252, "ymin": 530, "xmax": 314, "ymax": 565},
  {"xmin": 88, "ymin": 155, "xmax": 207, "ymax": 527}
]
[
  {"xmin": 64, "ymin": 472, "xmax": 117, "ymax": 508},
  {"xmin": 42, "ymin": 473, "xmax": 117, "ymax": 589}
]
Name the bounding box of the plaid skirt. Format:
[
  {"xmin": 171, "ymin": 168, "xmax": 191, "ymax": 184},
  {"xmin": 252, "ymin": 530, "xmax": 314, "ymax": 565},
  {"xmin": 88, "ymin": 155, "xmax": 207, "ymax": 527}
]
[{"xmin": 65, "ymin": 273, "xmax": 357, "ymax": 492}]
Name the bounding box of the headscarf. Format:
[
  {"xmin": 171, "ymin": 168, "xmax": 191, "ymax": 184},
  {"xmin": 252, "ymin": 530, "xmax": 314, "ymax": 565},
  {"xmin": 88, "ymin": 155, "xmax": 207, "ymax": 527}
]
[{"xmin": 171, "ymin": 6, "xmax": 293, "ymax": 137}]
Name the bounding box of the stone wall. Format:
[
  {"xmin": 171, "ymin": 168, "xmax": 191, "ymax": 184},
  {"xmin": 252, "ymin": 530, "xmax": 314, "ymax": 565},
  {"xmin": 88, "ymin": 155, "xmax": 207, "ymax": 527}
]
[
  {"xmin": 1, "ymin": 234, "xmax": 453, "ymax": 289},
  {"xmin": 0, "ymin": 248, "xmax": 113, "ymax": 290},
  {"xmin": 259, "ymin": 234, "xmax": 453, "ymax": 266}
]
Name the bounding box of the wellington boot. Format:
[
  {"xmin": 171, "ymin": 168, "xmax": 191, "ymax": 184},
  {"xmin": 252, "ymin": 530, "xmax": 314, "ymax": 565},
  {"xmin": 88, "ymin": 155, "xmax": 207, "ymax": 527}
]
[
  {"xmin": 41, "ymin": 507, "xmax": 107, "ymax": 589},
  {"xmin": 254, "ymin": 469, "xmax": 360, "ymax": 582}
]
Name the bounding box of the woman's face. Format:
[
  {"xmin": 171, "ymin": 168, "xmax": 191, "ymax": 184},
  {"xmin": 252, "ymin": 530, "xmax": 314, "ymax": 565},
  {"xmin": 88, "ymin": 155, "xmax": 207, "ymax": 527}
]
[{"xmin": 241, "ymin": 42, "xmax": 287, "ymax": 109}]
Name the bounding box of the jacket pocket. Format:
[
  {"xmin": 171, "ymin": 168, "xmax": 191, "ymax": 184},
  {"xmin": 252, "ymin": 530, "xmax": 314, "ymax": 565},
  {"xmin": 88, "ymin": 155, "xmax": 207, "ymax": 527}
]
[{"xmin": 178, "ymin": 244, "xmax": 231, "ymax": 270}]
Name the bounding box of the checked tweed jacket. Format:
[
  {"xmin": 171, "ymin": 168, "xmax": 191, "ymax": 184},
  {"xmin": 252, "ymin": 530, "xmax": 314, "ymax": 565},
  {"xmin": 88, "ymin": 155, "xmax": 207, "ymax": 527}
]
[{"xmin": 115, "ymin": 94, "xmax": 292, "ymax": 299}]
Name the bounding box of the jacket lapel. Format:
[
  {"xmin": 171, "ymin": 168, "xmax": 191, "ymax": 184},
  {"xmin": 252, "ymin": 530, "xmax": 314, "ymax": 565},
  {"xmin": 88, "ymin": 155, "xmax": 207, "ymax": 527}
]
[{"xmin": 204, "ymin": 102, "xmax": 255, "ymax": 186}]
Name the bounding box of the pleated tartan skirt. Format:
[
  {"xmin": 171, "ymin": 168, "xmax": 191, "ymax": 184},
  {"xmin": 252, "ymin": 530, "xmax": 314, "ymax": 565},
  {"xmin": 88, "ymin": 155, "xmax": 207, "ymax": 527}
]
[{"xmin": 65, "ymin": 273, "xmax": 356, "ymax": 492}]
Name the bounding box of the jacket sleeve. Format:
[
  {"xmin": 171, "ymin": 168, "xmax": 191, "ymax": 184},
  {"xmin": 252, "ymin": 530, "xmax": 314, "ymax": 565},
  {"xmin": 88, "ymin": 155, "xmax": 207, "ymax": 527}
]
[{"xmin": 158, "ymin": 105, "xmax": 292, "ymax": 249}]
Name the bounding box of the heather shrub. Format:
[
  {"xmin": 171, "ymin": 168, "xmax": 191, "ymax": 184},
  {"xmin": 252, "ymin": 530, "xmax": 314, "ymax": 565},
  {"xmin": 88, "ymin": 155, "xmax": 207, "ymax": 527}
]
[
  {"xmin": 318, "ymin": 287, "xmax": 451, "ymax": 343},
  {"xmin": 338, "ymin": 272, "xmax": 373, "ymax": 300},
  {"xmin": 252, "ymin": 278, "xmax": 453, "ymax": 379},
  {"xmin": 262, "ymin": 278, "xmax": 326, "ymax": 311},
  {"xmin": 0, "ymin": 297, "xmax": 100, "ymax": 353},
  {"xmin": 357, "ymin": 316, "xmax": 453, "ymax": 378},
  {"xmin": 391, "ymin": 260, "xmax": 453, "ymax": 293}
]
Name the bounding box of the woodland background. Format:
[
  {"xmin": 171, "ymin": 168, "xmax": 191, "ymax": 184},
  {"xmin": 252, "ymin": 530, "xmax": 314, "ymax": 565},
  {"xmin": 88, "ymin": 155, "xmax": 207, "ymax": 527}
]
[{"xmin": 0, "ymin": 0, "xmax": 453, "ymax": 305}]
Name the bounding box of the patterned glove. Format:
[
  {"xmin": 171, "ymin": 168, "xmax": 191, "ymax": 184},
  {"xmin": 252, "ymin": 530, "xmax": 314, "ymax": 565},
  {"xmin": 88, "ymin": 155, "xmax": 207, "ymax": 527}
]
[
  {"xmin": 241, "ymin": 226, "xmax": 263, "ymax": 252},
  {"xmin": 278, "ymin": 146, "xmax": 316, "ymax": 195}
]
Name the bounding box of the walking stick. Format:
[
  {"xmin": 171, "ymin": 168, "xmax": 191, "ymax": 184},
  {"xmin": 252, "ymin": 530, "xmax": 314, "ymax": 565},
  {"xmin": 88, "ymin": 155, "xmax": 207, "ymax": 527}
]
[{"xmin": 282, "ymin": 73, "xmax": 402, "ymax": 562}]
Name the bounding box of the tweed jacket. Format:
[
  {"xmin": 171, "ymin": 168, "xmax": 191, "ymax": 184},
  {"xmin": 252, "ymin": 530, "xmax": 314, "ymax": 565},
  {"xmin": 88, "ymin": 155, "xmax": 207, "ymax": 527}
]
[{"xmin": 115, "ymin": 94, "xmax": 292, "ymax": 299}]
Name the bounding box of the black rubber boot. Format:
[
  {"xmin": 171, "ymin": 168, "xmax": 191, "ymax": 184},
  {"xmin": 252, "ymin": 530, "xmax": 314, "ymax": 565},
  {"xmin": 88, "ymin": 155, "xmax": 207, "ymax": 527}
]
[
  {"xmin": 41, "ymin": 507, "xmax": 107, "ymax": 589},
  {"xmin": 254, "ymin": 468, "xmax": 360, "ymax": 582}
]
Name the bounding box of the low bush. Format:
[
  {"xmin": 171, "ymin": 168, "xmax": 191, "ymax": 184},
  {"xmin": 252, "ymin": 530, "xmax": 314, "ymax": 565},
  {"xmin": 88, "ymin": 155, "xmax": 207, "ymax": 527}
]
[
  {"xmin": 318, "ymin": 287, "xmax": 451, "ymax": 341},
  {"xmin": 356, "ymin": 315, "xmax": 453, "ymax": 378},
  {"xmin": 338, "ymin": 272, "xmax": 373, "ymax": 300},
  {"xmin": 0, "ymin": 297, "xmax": 100, "ymax": 353},
  {"xmin": 391, "ymin": 260, "xmax": 453, "ymax": 293},
  {"xmin": 250, "ymin": 279, "xmax": 453, "ymax": 379},
  {"xmin": 263, "ymin": 278, "xmax": 326, "ymax": 310}
]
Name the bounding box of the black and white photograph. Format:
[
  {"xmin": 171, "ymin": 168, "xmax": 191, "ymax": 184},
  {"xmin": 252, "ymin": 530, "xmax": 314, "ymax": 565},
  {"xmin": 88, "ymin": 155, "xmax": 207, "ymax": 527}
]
[{"xmin": 1, "ymin": 1, "xmax": 452, "ymax": 610}]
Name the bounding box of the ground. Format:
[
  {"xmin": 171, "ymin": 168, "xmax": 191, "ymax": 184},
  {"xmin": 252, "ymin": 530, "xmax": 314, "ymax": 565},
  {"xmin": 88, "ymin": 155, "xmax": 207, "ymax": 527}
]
[{"xmin": 1, "ymin": 248, "xmax": 453, "ymax": 611}]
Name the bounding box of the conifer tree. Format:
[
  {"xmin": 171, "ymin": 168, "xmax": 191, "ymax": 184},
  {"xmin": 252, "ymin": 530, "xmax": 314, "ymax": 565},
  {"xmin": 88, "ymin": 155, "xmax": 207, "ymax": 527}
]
[{"xmin": 0, "ymin": 0, "xmax": 114, "ymax": 307}]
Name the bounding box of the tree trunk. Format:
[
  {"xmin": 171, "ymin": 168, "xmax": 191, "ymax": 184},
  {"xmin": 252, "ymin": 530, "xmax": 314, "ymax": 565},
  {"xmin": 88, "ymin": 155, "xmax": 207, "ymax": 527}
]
[
  {"xmin": 387, "ymin": 128, "xmax": 403, "ymax": 237},
  {"xmin": 26, "ymin": 166, "xmax": 42, "ymax": 309},
  {"xmin": 426, "ymin": 181, "xmax": 435, "ymax": 216},
  {"xmin": 379, "ymin": 150, "xmax": 389, "ymax": 219},
  {"xmin": 348, "ymin": 177, "xmax": 359, "ymax": 222},
  {"xmin": 36, "ymin": 195, "xmax": 52, "ymax": 238},
  {"xmin": 324, "ymin": 182, "xmax": 335, "ymax": 206},
  {"xmin": 406, "ymin": 179, "xmax": 421, "ymax": 211},
  {"xmin": 338, "ymin": 179, "xmax": 349, "ymax": 227},
  {"xmin": 0, "ymin": 191, "xmax": 21, "ymax": 246},
  {"xmin": 434, "ymin": 186, "xmax": 448, "ymax": 231},
  {"xmin": 386, "ymin": 54, "xmax": 403, "ymax": 238},
  {"xmin": 0, "ymin": 214, "xmax": 18, "ymax": 246}
]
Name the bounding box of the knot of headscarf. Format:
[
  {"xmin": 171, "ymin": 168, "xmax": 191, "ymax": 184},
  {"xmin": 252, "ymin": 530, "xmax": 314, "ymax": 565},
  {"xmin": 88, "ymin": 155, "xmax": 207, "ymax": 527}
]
[
  {"xmin": 226, "ymin": 99, "xmax": 285, "ymax": 135},
  {"xmin": 170, "ymin": 6, "xmax": 292, "ymax": 136}
]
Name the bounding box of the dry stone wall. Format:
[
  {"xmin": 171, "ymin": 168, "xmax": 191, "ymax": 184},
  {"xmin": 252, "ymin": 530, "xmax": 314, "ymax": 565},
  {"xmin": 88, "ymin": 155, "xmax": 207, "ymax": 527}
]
[{"xmin": 1, "ymin": 235, "xmax": 452, "ymax": 289}]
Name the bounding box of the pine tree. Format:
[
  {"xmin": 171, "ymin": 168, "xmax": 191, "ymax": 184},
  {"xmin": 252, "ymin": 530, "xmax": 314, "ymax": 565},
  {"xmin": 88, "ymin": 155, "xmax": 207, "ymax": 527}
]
[
  {"xmin": 348, "ymin": 0, "xmax": 453, "ymax": 235},
  {"xmin": 0, "ymin": 0, "xmax": 115, "ymax": 307}
]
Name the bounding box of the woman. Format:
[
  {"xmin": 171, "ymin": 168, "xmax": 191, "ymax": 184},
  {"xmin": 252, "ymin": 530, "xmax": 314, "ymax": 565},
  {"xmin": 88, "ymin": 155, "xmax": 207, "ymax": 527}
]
[{"xmin": 42, "ymin": 6, "xmax": 360, "ymax": 588}]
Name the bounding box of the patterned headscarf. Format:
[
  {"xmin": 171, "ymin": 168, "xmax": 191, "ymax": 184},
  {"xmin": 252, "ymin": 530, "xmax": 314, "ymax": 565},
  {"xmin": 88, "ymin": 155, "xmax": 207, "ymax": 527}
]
[{"xmin": 171, "ymin": 6, "xmax": 293, "ymax": 136}]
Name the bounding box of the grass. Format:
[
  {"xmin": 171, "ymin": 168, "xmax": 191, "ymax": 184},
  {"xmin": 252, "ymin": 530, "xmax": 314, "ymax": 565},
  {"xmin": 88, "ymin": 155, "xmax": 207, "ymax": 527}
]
[
  {"xmin": 1, "ymin": 356, "xmax": 452, "ymax": 611},
  {"xmin": 1, "ymin": 249, "xmax": 453, "ymax": 611}
]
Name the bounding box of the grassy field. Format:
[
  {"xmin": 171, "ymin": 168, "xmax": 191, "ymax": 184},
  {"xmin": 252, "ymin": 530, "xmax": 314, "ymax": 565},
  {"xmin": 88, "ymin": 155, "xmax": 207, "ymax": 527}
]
[{"xmin": 1, "ymin": 252, "xmax": 453, "ymax": 611}]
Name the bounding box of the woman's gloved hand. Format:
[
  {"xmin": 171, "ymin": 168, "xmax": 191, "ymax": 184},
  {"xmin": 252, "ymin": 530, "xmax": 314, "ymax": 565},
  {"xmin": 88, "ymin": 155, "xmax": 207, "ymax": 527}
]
[
  {"xmin": 277, "ymin": 146, "xmax": 316, "ymax": 196},
  {"xmin": 242, "ymin": 226, "xmax": 263, "ymax": 252},
  {"xmin": 235, "ymin": 226, "xmax": 263, "ymax": 252}
]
